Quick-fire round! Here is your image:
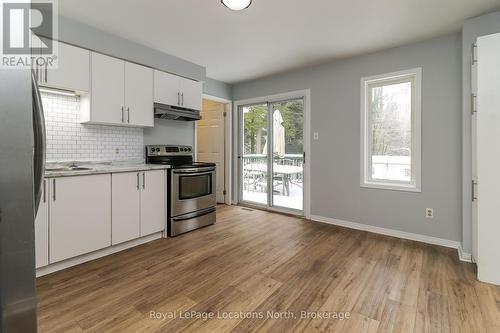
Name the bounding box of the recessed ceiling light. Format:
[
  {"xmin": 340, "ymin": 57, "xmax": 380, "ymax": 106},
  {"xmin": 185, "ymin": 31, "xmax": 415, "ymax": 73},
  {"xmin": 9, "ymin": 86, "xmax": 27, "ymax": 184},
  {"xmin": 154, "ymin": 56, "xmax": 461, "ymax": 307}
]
[{"xmin": 221, "ymin": 0, "xmax": 252, "ymax": 11}]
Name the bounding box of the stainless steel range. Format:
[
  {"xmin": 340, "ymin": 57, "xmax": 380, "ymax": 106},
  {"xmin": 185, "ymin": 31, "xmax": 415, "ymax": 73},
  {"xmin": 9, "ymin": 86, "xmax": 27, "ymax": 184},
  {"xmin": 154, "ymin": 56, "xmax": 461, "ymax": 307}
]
[{"xmin": 146, "ymin": 145, "xmax": 216, "ymax": 236}]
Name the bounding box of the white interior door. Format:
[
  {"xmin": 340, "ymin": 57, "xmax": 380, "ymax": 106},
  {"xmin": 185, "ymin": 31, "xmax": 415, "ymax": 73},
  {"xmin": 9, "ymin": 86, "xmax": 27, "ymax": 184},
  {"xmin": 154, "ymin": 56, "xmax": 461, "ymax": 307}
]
[
  {"xmin": 476, "ymin": 32, "xmax": 500, "ymax": 285},
  {"xmin": 197, "ymin": 100, "xmax": 225, "ymax": 203}
]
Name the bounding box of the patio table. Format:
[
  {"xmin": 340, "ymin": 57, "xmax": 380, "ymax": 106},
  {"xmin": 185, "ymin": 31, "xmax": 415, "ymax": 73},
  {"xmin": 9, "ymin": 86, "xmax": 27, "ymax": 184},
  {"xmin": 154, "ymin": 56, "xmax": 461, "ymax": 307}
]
[{"xmin": 243, "ymin": 163, "xmax": 303, "ymax": 196}]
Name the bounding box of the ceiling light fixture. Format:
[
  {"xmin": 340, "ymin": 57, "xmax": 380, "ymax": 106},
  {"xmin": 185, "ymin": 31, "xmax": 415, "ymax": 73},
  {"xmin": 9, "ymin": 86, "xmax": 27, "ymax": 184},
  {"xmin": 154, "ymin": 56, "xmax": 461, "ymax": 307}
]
[{"xmin": 221, "ymin": 0, "xmax": 252, "ymax": 11}]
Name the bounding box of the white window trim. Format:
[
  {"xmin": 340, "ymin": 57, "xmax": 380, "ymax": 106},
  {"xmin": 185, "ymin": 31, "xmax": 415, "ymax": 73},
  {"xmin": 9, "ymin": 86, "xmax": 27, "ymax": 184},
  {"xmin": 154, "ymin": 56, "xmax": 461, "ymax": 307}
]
[{"xmin": 360, "ymin": 68, "xmax": 422, "ymax": 192}]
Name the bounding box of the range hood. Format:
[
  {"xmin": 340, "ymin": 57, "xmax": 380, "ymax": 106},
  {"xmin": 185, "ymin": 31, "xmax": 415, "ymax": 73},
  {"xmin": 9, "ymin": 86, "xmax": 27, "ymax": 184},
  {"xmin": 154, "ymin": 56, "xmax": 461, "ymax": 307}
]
[{"xmin": 154, "ymin": 102, "xmax": 201, "ymax": 121}]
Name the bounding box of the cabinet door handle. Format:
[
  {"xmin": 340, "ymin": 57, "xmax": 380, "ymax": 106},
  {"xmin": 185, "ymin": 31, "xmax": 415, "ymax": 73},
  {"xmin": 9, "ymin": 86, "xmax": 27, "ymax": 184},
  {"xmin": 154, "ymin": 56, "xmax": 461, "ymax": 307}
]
[
  {"xmin": 181, "ymin": 93, "xmax": 184, "ymax": 106},
  {"xmin": 137, "ymin": 172, "xmax": 140, "ymax": 190},
  {"xmin": 472, "ymin": 180, "xmax": 478, "ymax": 202},
  {"xmin": 142, "ymin": 172, "xmax": 146, "ymax": 190},
  {"xmin": 45, "ymin": 64, "xmax": 48, "ymax": 83},
  {"xmin": 177, "ymin": 92, "xmax": 181, "ymax": 106},
  {"xmin": 43, "ymin": 179, "xmax": 46, "ymax": 203},
  {"xmin": 121, "ymin": 106, "xmax": 124, "ymax": 123},
  {"xmin": 127, "ymin": 107, "xmax": 130, "ymax": 123},
  {"xmin": 52, "ymin": 179, "xmax": 56, "ymax": 201}
]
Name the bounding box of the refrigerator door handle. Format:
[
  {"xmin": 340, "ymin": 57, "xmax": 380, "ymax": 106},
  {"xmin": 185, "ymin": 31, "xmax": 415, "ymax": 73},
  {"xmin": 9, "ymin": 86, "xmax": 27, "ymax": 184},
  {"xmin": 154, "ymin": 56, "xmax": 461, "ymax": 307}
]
[{"xmin": 32, "ymin": 70, "xmax": 46, "ymax": 213}]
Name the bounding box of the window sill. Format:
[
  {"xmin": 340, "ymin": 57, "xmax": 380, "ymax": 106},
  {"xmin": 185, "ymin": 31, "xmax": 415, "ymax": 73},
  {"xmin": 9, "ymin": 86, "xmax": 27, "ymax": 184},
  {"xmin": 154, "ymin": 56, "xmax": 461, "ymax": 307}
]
[{"xmin": 361, "ymin": 181, "xmax": 421, "ymax": 193}]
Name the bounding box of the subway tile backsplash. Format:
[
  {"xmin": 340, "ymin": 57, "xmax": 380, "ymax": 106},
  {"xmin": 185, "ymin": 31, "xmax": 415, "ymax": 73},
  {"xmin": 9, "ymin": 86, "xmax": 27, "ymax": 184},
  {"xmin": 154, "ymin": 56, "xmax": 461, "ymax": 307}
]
[{"xmin": 42, "ymin": 92, "xmax": 144, "ymax": 162}]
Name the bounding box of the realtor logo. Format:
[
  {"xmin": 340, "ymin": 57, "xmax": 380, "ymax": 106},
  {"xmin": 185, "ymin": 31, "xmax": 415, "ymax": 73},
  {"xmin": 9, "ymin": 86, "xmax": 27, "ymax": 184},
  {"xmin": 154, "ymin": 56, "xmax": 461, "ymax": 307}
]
[{"xmin": 1, "ymin": 0, "xmax": 58, "ymax": 68}]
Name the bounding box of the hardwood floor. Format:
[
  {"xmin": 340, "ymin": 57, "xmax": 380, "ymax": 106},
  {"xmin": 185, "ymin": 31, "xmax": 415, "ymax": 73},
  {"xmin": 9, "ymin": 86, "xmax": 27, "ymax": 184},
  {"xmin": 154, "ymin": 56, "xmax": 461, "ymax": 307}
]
[{"xmin": 37, "ymin": 205, "xmax": 500, "ymax": 332}]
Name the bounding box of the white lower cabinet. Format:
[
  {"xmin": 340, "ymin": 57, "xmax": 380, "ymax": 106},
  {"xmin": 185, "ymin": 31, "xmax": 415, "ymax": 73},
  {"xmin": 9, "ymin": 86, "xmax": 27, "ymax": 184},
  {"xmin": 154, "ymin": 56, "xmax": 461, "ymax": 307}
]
[
  {"xmin": 49, "ymin": 174, "xmax": 112, "ymax": 263},
  {"xmin": 112, "ymin": 170, "xmax": 165, "ymax": 244},
  {"xmin": 35, "ymin": 179, "xmax": 49, "ymax": 268},
  {"xmin": 112, "ymin": 172, "xmax": 141, "ymax": 245},
  {"xmin": 36, "ymin": 170, "xmax": 165, "ymax": 270},
  {"xmin": 140, "ymin": 170, "xmax": 165, "ymax": 236}
]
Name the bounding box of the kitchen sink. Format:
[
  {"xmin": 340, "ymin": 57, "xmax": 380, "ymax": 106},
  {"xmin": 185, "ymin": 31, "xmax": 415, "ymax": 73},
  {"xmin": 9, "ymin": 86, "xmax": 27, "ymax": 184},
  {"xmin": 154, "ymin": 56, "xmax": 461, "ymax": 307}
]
[{"xmin": 45, "ymin": 166, "xmax": 93, "ymax": 172}]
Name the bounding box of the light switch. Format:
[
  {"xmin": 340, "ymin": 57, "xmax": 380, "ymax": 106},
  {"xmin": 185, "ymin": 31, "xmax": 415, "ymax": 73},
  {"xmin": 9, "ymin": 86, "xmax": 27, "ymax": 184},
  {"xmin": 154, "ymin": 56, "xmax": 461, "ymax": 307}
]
[{"xmin": 313, "ymin": 132, "xmax": 319, "ymax": 140}]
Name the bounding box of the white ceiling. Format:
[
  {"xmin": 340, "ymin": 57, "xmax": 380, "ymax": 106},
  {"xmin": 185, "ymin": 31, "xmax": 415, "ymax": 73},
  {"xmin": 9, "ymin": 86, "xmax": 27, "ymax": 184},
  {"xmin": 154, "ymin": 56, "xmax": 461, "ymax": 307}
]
[{"xmin": 59, "ymin": 0, "xmax": 500, "ymax": 84}]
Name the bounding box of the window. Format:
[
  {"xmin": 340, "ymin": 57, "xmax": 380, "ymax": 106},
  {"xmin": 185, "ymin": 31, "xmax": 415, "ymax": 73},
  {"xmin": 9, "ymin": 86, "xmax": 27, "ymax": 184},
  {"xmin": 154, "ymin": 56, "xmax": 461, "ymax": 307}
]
[{"xmin": 361, "ymin": 68, "xmax": 421, "ymax": 192}]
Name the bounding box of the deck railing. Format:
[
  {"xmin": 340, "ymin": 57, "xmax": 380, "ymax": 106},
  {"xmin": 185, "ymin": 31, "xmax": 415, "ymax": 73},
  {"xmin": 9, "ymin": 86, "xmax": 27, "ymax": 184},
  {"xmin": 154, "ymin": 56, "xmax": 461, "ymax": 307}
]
[{"xmin": 242, "ymin": 154, "xmax": 304, "ymax": 193}]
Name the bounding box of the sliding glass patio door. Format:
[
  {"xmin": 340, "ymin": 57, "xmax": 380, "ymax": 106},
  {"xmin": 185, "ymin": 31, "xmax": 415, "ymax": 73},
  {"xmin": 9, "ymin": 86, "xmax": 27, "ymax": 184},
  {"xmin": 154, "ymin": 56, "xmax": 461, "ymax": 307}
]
[{"xmin": 239, "ymin": 98, "xmax": 304, "ymax": 214}]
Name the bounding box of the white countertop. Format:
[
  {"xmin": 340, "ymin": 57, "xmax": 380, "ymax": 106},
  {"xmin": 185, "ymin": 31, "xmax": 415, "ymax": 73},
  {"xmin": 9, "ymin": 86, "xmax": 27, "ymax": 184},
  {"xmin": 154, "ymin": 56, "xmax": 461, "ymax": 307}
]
[{"xmin": 45, "ymin": 160, "xmax": 170, "ymax": 178}]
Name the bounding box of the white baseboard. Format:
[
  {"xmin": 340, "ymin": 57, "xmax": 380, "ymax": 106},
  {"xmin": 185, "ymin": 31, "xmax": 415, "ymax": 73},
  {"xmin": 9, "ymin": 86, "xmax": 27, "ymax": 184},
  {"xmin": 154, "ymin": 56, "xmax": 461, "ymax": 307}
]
[
  {"xmin": 36, "ymin": 232, "xmax": 163, "ymax": 277},
  {"xmin": 310, "ymin": 215, "xmax": 469, "ymax": 262},
  {"xmin": 458, "ymin": 244, "xmax": 473, "ymax": 263}
]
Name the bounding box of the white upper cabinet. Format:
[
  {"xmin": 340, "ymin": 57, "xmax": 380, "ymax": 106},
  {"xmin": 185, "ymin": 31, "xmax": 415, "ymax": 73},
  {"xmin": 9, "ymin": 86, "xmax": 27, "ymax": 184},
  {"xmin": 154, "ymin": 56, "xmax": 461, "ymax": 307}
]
[
  {"xmin": 180, "ymin": 78, "xmax": 203, "ymax": 111},
  {"xmin": 32, "ymin": 37, "xmax": 90, "ymax": 92},
  {"xmin": 41, "ymin": 41, "xmax": 90, "ymax": 92},
  {"xmin": 125, "ymin": 62, "xmax": 154, "ymax": 127},
  {"xmin": 82, "ymin": 52, "xmax": 154, "ymax": 127},
  {"xmin": 154, "ymin": 70, "xmax": 202, "ymax": 111},
  {"xmin": 86, "ymin": 52, "xmax": 125, "ymax": 125},
  {"xmin": 154, "ymin": 70, "xmax": 181, "ymax": 106}
]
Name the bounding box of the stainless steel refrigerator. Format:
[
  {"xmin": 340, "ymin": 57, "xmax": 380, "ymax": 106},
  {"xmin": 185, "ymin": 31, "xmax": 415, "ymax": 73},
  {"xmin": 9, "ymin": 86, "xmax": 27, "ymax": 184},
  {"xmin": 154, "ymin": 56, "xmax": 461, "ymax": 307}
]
[{"xmin": 0, "ymin": 69, "xmax": 45, "ymax": 332}]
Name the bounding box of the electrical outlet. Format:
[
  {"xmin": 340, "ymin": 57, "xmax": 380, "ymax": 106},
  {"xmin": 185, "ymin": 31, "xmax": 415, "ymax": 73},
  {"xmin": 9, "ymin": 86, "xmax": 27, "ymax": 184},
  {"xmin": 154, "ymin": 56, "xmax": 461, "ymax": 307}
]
[
  {"xmin": 313, "ymin": 132, "xmax": 319, "ymax": 140},
  {"xmin": 425, "ymin": 208, "xmax": 434, "ymax": 219},
  {"xmin": 115, "ymin": 148, "xmax": 120, "ymax": 155}
]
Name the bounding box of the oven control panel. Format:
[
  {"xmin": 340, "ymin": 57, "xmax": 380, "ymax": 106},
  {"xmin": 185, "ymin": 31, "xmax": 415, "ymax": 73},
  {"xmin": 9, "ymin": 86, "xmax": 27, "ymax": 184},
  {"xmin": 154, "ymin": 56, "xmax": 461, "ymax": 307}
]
[{"xmin": 146, "ymin": 145, "xmax": 193, "ymax": 157}]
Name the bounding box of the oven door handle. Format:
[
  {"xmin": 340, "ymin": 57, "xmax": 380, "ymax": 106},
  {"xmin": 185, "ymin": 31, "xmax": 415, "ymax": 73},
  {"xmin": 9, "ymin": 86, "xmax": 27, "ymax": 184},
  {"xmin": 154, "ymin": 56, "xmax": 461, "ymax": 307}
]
[
  {"xmin": 173, "ymin": 168, "xmax": 215, "ymax": 176},
  {"xmin": 172, "ymin": 207, "xmax": 216, "ymax": 222},
  {"xmin": 173, "ymin": 167, "xmax": 215, "ymax": 173}
]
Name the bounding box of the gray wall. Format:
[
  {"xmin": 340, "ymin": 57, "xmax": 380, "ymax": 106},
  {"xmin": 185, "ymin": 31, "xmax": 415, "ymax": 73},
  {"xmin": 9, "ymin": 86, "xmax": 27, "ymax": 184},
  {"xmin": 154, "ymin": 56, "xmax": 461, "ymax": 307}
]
[
  {"xmin": 233, "ymin": 33, "xmax": 462, "ymax": 242},
  {"xmin": 143, "ymin": 119, "xmax": 195, "ymax": 147},
  {"xmin": 461, "ymin": 11, "xmax": 500, "ymax": 253},
  {"xmin": 53, "ymin": 16, "xmax": 206, "ymax": 81},
  {"xmin": 204, "ymin": 78, "xmax": 232, "ymax": 100},
  {"xmin": 50, "ymin": 15, "xmax": 234, "ymax": 148}
]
